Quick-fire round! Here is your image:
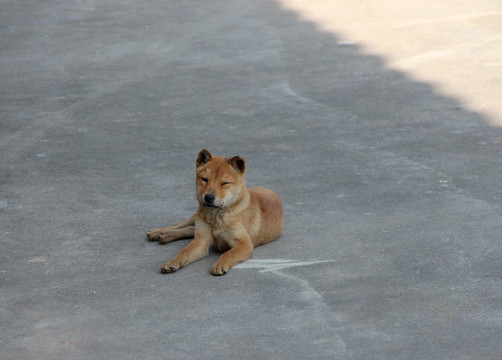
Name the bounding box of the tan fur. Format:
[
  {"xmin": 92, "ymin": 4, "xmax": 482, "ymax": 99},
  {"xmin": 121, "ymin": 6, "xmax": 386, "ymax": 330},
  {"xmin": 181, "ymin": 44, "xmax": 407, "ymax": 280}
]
[{"xmin": 147, "ymin": 149, "xmax": 284, "ymax": 276}]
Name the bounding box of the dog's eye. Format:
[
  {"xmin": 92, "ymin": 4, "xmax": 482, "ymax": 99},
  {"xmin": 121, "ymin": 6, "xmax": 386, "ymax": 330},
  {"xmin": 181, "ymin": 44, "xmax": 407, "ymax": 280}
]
[
  {"xmin": 221, "ymin": 181, "xmax": 231, "ymax": 186},
  {"xmin": 201, "ymin": 177, "xmax": 208, "ymax": 183}
]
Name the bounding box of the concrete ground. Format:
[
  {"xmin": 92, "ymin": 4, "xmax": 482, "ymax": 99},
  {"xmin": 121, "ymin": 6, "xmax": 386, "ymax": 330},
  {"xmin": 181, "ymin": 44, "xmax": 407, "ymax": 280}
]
[{"xmin": 1, "ymin": 0, "xmax": 501, "ymax": 359}]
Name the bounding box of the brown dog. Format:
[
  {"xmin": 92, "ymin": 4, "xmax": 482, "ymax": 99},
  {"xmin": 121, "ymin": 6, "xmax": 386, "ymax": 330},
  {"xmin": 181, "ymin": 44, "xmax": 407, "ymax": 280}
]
[{"xmin": 147, "ymin": 149, "xmax": 284, "ymax": 275}]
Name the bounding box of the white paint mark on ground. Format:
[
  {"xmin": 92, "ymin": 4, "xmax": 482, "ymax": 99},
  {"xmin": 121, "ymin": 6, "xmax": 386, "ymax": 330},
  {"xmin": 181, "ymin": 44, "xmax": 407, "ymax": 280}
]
[
  {"xmin": 27, "ymin": 256, "xmax": 50, "ymax": 263},
  {"xmin": 235, "ymin": 257, "xmax": 349, "ymax": 355},
  {"xmin": 234, "ymin": 258, "xmax": 334, "ymax": 272}
]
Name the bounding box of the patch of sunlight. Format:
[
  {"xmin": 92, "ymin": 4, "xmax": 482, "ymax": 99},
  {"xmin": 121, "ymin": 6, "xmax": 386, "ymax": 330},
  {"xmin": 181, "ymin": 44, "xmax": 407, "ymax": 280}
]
[{"xmin": 277, "ymin": 0, "xmax": 502, "ymax": 126}]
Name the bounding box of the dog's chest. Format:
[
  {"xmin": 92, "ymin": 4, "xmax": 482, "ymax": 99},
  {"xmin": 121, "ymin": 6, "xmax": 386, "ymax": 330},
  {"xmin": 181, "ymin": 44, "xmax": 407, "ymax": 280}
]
[{"xmin": 212, "ymin": 230, "xmax": 234, "ymax": 252}]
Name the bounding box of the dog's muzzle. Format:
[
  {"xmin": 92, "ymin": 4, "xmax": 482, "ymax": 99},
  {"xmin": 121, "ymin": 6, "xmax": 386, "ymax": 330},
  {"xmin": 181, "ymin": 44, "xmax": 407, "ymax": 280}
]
[{"xmin": 203, "ymin": 193, "xmax": 218, "ymax": 207}]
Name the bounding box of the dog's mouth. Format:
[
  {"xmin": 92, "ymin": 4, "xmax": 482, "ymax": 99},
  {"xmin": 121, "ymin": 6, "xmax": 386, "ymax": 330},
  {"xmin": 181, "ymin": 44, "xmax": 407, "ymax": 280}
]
[
  {"xmin": 202, "ymin": 202, "xmax": 221, "ymax": 208},
  {"xmin": 202, "ymin": 193, "xmax": 222, "ymax": 208}
]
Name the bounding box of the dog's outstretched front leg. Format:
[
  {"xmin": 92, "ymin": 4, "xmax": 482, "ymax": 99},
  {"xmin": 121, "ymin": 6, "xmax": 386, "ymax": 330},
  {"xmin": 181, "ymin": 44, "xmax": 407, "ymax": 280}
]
[
  {"xmin": 160, "ymin": 222, "xmax": 213, "ymax": 273},
  {"xmin": 211, "ymin": 238, "xmax": 254, "ymax": 276},
  {"xmin": 160, "ymin": 237, "xmax": 211, "ymax": 273}
]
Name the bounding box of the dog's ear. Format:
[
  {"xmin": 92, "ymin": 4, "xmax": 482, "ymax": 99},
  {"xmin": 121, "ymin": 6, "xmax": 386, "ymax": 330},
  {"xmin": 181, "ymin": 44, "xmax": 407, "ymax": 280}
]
[
  {"xmin": 229, "ymin": 156, "xmax": 245, "ymax": 173},
  {"xmin": 196, "ymin": 148, "xmax": 212, "ymax": 167}
]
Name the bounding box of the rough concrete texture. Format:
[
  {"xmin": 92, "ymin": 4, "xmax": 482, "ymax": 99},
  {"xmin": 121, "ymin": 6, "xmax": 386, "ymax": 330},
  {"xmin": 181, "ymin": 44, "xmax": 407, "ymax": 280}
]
[{"xmin": 1, "ymin": 0, "xmax": 502, "ymax": 359}]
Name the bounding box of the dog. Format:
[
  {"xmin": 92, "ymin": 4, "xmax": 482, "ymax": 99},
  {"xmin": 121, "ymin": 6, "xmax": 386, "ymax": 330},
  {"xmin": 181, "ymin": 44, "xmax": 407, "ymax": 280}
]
[{"xmin": 147, "ymin": 149, "xmax": 284, "ymax": 276}]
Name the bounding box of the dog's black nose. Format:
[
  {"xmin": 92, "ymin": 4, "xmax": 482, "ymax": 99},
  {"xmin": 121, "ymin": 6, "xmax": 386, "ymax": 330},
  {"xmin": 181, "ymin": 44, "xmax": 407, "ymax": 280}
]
[{"xmin": 204, "ymin": 194, "xmax": 215, "ymax": 204}]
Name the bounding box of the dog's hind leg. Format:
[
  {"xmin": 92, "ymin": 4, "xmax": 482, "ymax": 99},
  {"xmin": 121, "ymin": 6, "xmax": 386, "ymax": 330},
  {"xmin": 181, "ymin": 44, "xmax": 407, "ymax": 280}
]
[{"xmin": 147, "ymin": 215, "xmax": 195, "ymax": 243}]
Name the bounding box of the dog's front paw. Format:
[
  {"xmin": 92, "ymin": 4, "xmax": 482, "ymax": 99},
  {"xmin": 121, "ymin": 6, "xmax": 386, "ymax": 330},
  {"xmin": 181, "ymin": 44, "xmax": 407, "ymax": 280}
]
[
  {"xmin": 160, "ymin": 259, "xmax": 182, "ymax": 274},
  {"xmin": 211, "ymin": 261, "xmax": 229, "ymax": 276}
]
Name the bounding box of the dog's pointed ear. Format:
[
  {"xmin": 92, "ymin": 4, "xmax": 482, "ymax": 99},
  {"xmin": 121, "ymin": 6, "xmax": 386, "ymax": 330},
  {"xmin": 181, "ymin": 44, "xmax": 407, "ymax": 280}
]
[
  {"xmin": 229, "ymin": 156, "xmax": 245, "ymax": 173},
  {"xmin": 196, "ymin": 148, "xmax": 212, "ymax": 167}
]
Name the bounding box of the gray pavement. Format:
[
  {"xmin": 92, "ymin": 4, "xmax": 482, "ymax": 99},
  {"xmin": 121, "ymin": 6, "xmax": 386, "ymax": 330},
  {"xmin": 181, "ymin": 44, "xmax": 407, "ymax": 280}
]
[{"xmin": 1, "ymin": 1, "xmax": 502, "ymax": 359}]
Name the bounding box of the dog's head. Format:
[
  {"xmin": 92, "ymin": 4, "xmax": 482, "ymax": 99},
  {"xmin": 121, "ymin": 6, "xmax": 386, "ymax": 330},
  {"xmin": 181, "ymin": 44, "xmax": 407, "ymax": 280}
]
[{"xmin": 195, "ymin": 148, "xmax": 246, "ymax": 209}]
